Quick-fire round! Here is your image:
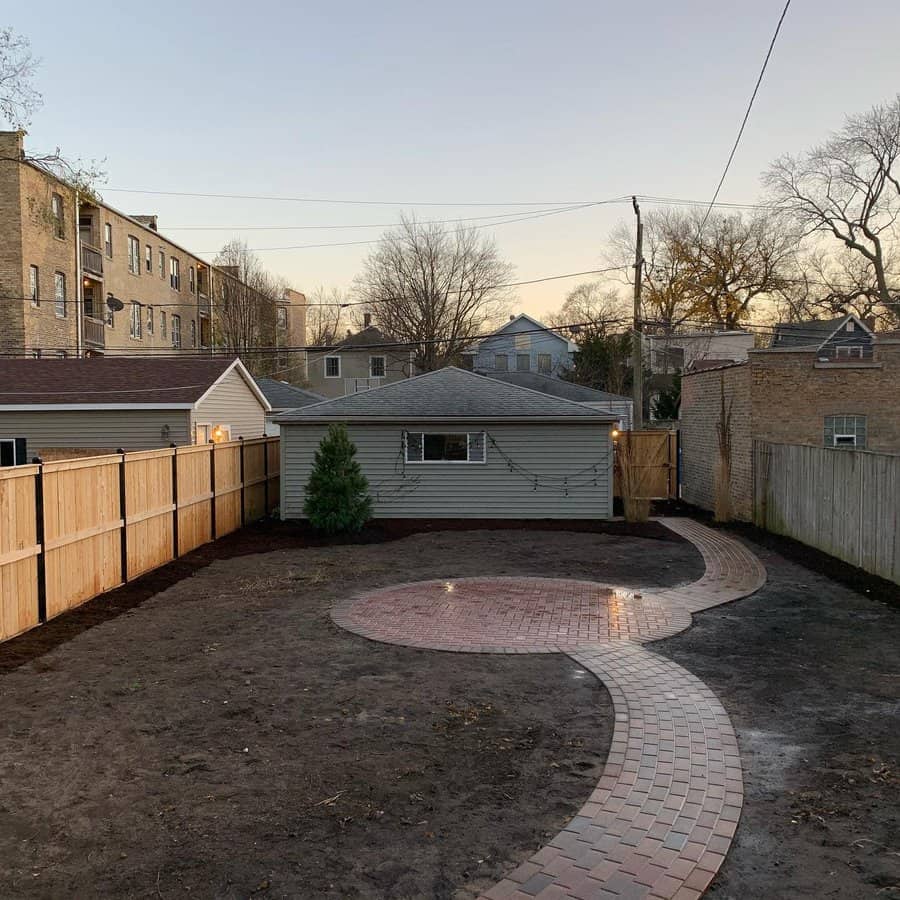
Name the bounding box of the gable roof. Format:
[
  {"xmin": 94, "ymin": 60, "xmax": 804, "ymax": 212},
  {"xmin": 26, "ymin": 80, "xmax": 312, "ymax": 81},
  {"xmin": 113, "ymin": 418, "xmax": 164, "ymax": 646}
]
[
  {"xmin": 468, "ymin": 314, "xmax": 578, "ymax": 353},
  {"xmin": 254, "ymin": 378, "xmax": 324, "ymax": 410},
  {"xmin": 335, "ymin": 326, "xmax": 399, "ymax": 349},
  {"xmin": 275, "ymin": 367, "xmax": 617, "ymax": 423},
  {"xmin": 0, "ymin": 357, "xmax": 270, "ymax": 410},
  {"xmin": 771, "ymin": 313, "xmax": 873, "ymax": 350},
  {"xmin": 481, "ymin": 371, "xmax": 631, "ymax": 403}
]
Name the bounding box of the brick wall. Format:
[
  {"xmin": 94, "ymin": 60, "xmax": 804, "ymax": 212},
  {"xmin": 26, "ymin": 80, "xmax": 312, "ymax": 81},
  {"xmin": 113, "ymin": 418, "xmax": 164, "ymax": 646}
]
[
  {"xmin": 750, "ymin": 344, "xmax": 900, "ymax": 452},
  {"xmin": 680, "ymin": 364, "xmax": 753, "ymax": 521},
  {"xmin": 0, "ymin": 132, "xmax": 26, "ymax": 353}
]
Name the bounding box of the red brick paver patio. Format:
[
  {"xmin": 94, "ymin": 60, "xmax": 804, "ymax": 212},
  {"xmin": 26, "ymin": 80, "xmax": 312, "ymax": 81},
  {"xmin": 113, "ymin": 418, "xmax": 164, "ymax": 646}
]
[{"xmin": 331, "ymin": 519, "xmax": 765, "ymax": 899}]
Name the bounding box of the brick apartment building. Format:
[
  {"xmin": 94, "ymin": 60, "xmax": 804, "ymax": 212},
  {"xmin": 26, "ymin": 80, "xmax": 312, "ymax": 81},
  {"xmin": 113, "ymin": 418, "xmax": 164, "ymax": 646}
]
[
  {"xmin": 0, "ymin": 131, "xmax": 306, "ymax": 364},
  {"xmin": 680, "ymin": 314, "xmax": 900, "ymax": 520}
]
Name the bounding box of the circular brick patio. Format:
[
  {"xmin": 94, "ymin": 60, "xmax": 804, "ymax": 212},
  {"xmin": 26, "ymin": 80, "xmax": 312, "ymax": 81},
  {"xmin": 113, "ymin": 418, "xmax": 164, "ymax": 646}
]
[{"xmin": 330, "ymin": 519, "xmax": 766, "ymax": 900}]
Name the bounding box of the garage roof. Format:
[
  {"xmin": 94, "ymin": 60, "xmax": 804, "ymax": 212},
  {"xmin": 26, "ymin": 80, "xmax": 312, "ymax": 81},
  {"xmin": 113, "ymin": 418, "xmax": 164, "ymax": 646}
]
[{"xmin": 276, "ymin": 367, "xmax": 617, "ymax": 422}]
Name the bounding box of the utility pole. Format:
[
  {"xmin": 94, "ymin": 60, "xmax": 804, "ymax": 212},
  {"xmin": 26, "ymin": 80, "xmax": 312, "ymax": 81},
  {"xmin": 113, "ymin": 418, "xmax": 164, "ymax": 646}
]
[{"xmin": 631, "ymin": 196, "xmax": 644, "ymax": 430}]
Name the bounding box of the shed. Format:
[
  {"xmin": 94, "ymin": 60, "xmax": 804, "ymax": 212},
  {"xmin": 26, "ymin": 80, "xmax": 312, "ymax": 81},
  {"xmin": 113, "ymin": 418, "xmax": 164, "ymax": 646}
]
[
  {"xmin": 276, "ymin": 367, "xmax": 616, "ymax": 520},
  {"xmin": 254, "ymin": 378, "xmax": 325, "ymax": 435},
  {"xmin": 0, "ymin": 357, "xmax": 270, "ymax": 462}
]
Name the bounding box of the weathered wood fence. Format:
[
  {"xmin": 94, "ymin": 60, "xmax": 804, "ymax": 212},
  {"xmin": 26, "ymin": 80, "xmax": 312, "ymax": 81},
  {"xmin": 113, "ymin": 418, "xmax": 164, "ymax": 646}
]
[
  {"xmin": 753, "ymin": 440, "xmax": 900, "ymax": 585},
  {"xmin": 0, "ymin": 438, "xmax": 280, "ymax": 643}
]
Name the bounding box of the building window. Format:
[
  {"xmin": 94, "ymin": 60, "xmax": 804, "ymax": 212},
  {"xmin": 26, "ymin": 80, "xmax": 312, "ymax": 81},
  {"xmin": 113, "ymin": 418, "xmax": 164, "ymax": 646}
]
[
  {"xmin": 405, "ymin": 431, "xmax": 486, "ymax": 464},
  {"xmin": 31, "ymin": 349, "xmax": 41, "ymax": 359},
  {"xmin": 276, "ymin": 306, "xmax": 287, "ymax": 328},
  {"xmin": 190, "ymin": 319, "xmax": 196, "ymax": 348},
  {"xmin": 104, "ymin": 223, "xmax": 113, "ymax": 257},
  {"xmin": 537, "ymin": 353, "xmax": 552, "ymax": 374},
  {"xmin": 195, "ymin": 423, "xmax": 211, "ymax": 445},
  {"xmin": 170, "ymin": 257, "xmax": 180, "ymax": 290},
  {"xmin": 200, "ymin": 315, "xmax": 211, "ymax": 347},
  {"xmin": 824, "ymin": 415, "xmax": 867, "ymax": 450},
  {"xmin": 54, "ymin": 272, "xmax": 66, "ymax": 318},
  {"xmin": 325, "ymin": 356, "xmax": 341, "ymax": 378},
  {"xmin": 171, "ymin": 314, "xmax": 182, "ymax": 348},
  {"xmin": 158, "ymin": 249, "xmax": 165, "ymax": 278},
  {"xmin": 29, "ymin": 266, "xmax": 39, "ymax": 305},
  {"xmin": 370, "ymin": 356, "xmax": 386, "ymax": 378},
  {"xmin": 494, "ymin": 354, "xmax": 508, "ymax": 372},
  {"xmin": 516, "ymin": 353, "xmax": 530, "ymax": 372},
  {"xmin": 189, "ymin": 265, "xmax": 195, "ymax": 294},
  {"xmin": 50, "ymin": 193, "xmax": 65, "ymax": 239},
  {"xmin": 835, "ymin": 345, "xmax": 864, "ymax": 359},
  {"xmin": 130, "ymin": 301, "xmax": 143, "ymax": 339},
  {"xmin": 160, "ymin": 311, "xmax": 167, "ymax": 339},
  {"xmin": 54, "ymin": 350, "xmax": 67, "ymax": 359},
  {"xmin": 145, "ymin": 244, "xmax": 152, "ymax": 272},
  {"xmin": 146, "ymin": 306, "xmax": 154, "ymax": 334},
  {"xmin": 128, "ymin": 236, "xmax": 140, "ymax": 274},
  {"xmin": 846, "ymin": 320, "xmax": 855, "ymax": 332}
]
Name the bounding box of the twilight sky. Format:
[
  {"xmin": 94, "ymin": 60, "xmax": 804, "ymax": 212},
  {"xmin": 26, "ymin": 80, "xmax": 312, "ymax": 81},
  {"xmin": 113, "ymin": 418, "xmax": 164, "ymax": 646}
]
[{"xmin": 8, "ymin": 0, "xmax": 900, "ymax": 320}]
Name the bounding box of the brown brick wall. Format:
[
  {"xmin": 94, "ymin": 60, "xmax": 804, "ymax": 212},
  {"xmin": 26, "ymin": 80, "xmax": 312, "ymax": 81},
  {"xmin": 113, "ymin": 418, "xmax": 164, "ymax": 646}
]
[
  {"xmin": 0, "ymin": 132, "xmax": 26, "ymax": 352},
  {"xmin": 680, "ymin": 364, "xmax": 753, "ymax": 521},
  {"xmin": 749, "ymin": 345, "xmax": 900, "ymax": 452}
]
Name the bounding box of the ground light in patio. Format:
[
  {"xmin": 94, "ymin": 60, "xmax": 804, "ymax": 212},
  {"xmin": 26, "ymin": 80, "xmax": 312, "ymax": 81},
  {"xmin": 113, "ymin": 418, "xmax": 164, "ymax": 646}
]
[{"xmin": 331, "ymin": 518, "xmax": 766, "ymax": 900}]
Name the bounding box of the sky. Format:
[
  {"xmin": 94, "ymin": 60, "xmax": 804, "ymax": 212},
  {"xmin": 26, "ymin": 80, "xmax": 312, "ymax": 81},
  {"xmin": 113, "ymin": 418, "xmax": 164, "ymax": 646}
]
[{"xmin": 7, "ymin": 0, "xmax": 900, "ymax": 321}]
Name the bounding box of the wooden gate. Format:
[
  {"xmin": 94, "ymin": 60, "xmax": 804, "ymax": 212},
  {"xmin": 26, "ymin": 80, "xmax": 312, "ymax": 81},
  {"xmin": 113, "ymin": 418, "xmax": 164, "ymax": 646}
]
[{"xmin": 613, "ymin": 430, "xmax": 678, "ymax": 499}]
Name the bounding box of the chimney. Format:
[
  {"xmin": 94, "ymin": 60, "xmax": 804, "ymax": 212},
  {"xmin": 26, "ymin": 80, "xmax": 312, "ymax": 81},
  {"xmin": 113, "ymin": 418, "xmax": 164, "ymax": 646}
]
[
  {"xmin": 0, "ymin": 130, "xmax": 26, "ymax": 160},
  {"xmin": 509, "ymin": 314, "xmax": 516, "ymax": 321},
  {"xmin": 363, "ymin": 312, "xmax": 372, "ymax": 328}
]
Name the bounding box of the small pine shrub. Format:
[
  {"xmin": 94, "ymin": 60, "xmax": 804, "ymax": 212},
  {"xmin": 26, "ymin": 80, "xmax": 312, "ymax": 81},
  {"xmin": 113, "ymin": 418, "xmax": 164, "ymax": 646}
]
[{"xmin": 303, "ymin": 424, "xmax": 372, "ymax": 534}]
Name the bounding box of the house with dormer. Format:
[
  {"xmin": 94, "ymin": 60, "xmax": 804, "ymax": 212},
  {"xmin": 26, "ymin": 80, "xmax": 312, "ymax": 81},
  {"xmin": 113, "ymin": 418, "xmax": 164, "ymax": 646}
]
[{"xmin": 462, "ymin": 314, "xmax": 576, "ymax": 377}]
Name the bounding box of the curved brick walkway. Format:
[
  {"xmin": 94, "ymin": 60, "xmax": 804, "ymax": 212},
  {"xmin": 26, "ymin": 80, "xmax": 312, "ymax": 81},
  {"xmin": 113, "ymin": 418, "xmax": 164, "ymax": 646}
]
[{"xmin": 331, "ymin": 519, "xmax": 765, "ymax": 899}]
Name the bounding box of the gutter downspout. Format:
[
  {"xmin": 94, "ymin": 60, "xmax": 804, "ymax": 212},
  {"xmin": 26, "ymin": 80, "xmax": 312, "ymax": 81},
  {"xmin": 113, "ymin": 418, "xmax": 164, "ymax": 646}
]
[{"xmin": 75, "ymin": 189, "xmax": 83, "ymax": 357}]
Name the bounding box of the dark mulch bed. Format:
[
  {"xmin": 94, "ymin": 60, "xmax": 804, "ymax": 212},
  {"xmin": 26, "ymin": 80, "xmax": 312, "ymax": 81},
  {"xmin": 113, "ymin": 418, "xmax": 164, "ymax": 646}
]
[{"xmin": 0, "ymin": 526, "xmax": 698, "ymax": 899}]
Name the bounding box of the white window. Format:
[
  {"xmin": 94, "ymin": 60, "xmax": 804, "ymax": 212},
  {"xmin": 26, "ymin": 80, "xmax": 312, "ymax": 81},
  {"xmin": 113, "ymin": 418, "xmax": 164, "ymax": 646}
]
[
  {"xmin": 405, "ymin": 431, "xmax": 486, "ymax": 464},
  {"xmin": 494, "ymin": 354, "xmax": 508, "ymax": 372},
  {"xmin": 325, "ymin": 356, "xmax": 341, "ymax": 378},
  {"xmin": 104, "ymin": 223, "xmax": 113, "ymax": 257},
  {"xmin": 190, "ymin": 319, "xmax": 196, "ymax": 348},
  {"xmin": 130, "ymin": 301, "xmax": 142, "ymax": 339},
  {"xmin": 146, "ymin": 306, "xmax": 154, "ymax": 334},
  {"xmin": 145, "ymin": 244, "xmax": 152, "ymax": 272},
  {"xmin": 516, "ymin": 353, "xmax": 530, "ymax": 372},
  {"xmin": 537, "ymin": 353, "xmax": 552, "ymax": 374},
  {"xmin": 128, "ymin": 236, "xmax": 140, "ymax": 274},
  {"xmin": 835, "ymin": 345, "xmax": 864, "ymax": 359},
  {"xmin": 160, "ymin": 311, "xmax": 167, "ymax": 339},
  {"xmin": 369, "ymin": 356, "xmax": 386, "ymax": 378},
  {"xmin": 276, "ymin": 307, "xmax": 288, "ymax": 328},
  {"xmin": 195, "ymin": 423, "xmax": 211, "ymax": 444},
  {"xmin": 29, "ymin": 266, "xmax": 39, "ymax": 306},
  {"xmin": 158, "ymin": 249, "xmax": 165, "ymax": 278},
  {"xmin": 169, "ymin": 257, "xmax": 180, "ymax": 290},
  {"xmin": 824, "ymin": 415, "xmax": 866, "ymax": 450},
  {"xmin": 846, "ymin": 320, "xmax": 855, "ymax": 332},
  {"xmin": 50, "ymin": 193, "xmax": 65, "ymax": 239},
  {"xmin": 171, "ymin": 314, "xmax": 182, "ymax": 348},
  {"xmin": 0, "ymin": 439, "xmax": 20, "ymax": 467},
  {"xmin": 54, "ymin": 272, "xmax": 66, "ymax": 318},
  {"xmin": 189, "ymin": 265, "xmax": 195, "ymax": 294}
]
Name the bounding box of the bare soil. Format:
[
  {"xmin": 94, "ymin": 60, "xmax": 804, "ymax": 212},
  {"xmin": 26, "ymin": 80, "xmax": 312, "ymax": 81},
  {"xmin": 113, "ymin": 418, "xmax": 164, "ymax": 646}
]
[{"xmin": 0, "ymin": 524, "xmax": 696, "ymax": 899}]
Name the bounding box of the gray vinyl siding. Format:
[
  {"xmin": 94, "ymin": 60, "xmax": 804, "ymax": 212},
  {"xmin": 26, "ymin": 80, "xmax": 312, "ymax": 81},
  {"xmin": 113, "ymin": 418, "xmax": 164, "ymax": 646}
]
[
  {"xmin": 305, "ymin": 348, "xmax": 412, "ymax": 399},
  {"xmin": 191, "ymin": 368, "xmax": 267, "ymax": 440},
  {"xmin": 0, "ymin": 409, "xmax": 191, "ymax": 458},
  {"xmin": 281, "ymin": 421, "xmax": 613, "ymax": 519}
]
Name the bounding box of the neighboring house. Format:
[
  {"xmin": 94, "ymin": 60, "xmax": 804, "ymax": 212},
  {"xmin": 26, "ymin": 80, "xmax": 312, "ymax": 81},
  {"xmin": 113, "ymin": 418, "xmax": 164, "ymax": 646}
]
[
  {"xmin": 0, "ymin": 357, "xmax": 269, "ymax": 462},
  {"xmin": 679, "ymin": 326, "xmax": 900, "ymax": 520},
  {"xmin": 0, "ymin": 130, "xmax": 301, "ymax": 360},
  {"xmin": 464, "ymin": 314, "xmax": 576, "ymax": 377},
  {"xmin": 305, "ymin": 325, "xmax": 415, "ymax": 399},
  {"xmin": 254, "ymin": 377, "xmax": 324, "ymax": 436},
  {"xmin": 274, "ymin": 288, "xmax": 308, "ymax": 378},
  {"xmin": 770, "ymin": 312, "xmax": 876, "ymax": 359},
  {"xmin": 644, "ymin": 330, "xmax": 755, "ymax": 374},
  {"xmin": 482, "ymin": 371, "xmax": 633, "ymax": 430},
  {"xmin": 277, "ymin": 367, "xmax": 616, "ymax": 520}
]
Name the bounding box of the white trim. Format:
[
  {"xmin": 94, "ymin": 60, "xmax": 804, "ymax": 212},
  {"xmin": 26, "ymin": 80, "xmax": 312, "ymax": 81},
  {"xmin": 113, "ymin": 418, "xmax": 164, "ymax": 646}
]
[
  {"xmin": 0, "ymin": 438, "xmax": 18, "ymax": 467},
  {"xmin": 324, "ymin": 356, "xmax": 341, "ymax": 378},
  {"xmin": 817, "ymin": 313, "xmax": 874, "ymax": 350},
  {"xmin": 369, "ymin": 355, "xmax": 386, "ymax": 378},
  {"xmin": 193, "ymin": 358, "xmax": 272, "ymax": 411},
  {"xmin": 404, "ymin": 430, "xmax": 487, "ymax": 464},
  {"xmin": 194, "ymin": 422, "xmax": 212, "ymax": 445},
  {"xmin": 0, "ymin": 403, "xmax": 193, "ymax": 411}
]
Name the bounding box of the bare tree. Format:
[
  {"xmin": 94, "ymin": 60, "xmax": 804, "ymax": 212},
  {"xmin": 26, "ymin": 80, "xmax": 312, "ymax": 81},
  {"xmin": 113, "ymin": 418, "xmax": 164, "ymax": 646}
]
[
  {"xmin": 213, "ymin": 240, "xmax": 280, "ymax": 375},
  {"xmin": 306, "ymin": 286, "xmax": 347, "ymax": 345},
  {"xmin": 544, "ymin": 281, "xmax": 628, "ymax": 340},
  {"xmin": 765, "ymin": 94, "xmax": 900, "ymax": 326},
  {"xmin": 0, "ymin": 28, "xmax": 40, "ymax": 128},
  {"xmin": 354, "ymin": 216, "xmax": 513, "ymax": 371}
]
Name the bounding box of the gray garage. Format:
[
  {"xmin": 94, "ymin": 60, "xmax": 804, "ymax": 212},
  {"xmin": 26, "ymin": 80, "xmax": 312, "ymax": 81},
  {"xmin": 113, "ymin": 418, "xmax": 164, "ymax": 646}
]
[{"xmin": 277, "ymin": 367, "xmax": 616, "ymax": 520}]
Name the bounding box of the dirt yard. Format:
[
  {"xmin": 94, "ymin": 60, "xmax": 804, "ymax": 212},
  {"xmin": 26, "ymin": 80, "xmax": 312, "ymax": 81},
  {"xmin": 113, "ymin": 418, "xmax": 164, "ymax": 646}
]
[{"xmin": 0, "ymin": 524, "xmax": 697, "ymax": 899}]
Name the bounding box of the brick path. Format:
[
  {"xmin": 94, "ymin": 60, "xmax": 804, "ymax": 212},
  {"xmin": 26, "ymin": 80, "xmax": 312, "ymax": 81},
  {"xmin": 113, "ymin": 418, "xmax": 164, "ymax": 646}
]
[{"xmin": 331, "ymin": 519, "xmax": 765, "ymax": 899}]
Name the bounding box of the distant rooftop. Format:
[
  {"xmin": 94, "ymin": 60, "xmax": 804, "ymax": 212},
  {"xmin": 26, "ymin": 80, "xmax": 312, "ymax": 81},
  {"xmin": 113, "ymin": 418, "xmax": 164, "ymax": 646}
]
[
  {"xmin": 254, "ymin": 378, "xmax": 324, "ymax": 410},
  {"xmin": 480, "ymin": 371, "xmax": 630, "ymax": 403}
]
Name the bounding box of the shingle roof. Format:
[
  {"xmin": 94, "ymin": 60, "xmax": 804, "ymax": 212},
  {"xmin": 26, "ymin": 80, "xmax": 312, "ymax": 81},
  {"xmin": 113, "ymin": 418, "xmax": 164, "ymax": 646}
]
[
  {"xmin": 255, "ymin": 378, "xmax": 324, "ymax": 410},
  {"xmin": 335, "ymin": 326, "xmax": 398, "ymax": 348},
  {"xmin": 0, "ymin": 357, "xmax": 243, "ymax": 405},
  {"xmin": 772, "ymin": 316, "xmax": 847, "ymax": 348},
  {"xmin": 481, "ymin": 371, "xmax": 630, "ymax": 403},
  {"xmin": 276, "ymin": 367, "xmax": 617, "ymax": 422}
]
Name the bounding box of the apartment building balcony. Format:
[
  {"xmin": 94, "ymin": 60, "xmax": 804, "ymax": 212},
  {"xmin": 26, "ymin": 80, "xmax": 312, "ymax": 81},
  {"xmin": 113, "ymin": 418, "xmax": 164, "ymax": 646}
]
[
  {"xmin": 198, "ymin": 291, "xmax": 210, "ymax": 315},
  {"xmin": 81, "ymin": 243, "xmax": 104, "ymax": 278},
  {"xmin": 83, "ymin": 315, "xmax": 106, "ymax": 350}
]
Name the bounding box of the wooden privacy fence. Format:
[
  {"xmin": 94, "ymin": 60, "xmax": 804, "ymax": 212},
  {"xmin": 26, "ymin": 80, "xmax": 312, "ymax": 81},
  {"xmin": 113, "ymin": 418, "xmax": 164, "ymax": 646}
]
[
  {"xmin": 753, "ymin": 440, "xmax": 900, "ymax": 586},
  {"xmin": 614, "ymin": 430, "xmax": 678, "ymax": 499},
  {"xmin": 0, "ymin": 437, "xmax": 280, "ymax": 643}
]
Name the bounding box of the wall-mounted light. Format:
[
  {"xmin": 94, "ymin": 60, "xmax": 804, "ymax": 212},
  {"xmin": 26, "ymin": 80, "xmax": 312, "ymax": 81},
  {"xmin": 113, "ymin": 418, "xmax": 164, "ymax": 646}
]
[
  {"xmin": 611, "ymin": 428, "xmax": 620, "ymax": 439},
  {"xmin": 211, "ymin": 425, "xmax": 227, "ymax": 443}
]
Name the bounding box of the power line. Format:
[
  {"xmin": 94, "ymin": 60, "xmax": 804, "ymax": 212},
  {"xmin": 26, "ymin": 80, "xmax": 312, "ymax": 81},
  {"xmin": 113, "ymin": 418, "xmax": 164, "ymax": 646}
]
[{"xmin": 698, "ymin": 0, "xmax": 792, "ymax": 232}]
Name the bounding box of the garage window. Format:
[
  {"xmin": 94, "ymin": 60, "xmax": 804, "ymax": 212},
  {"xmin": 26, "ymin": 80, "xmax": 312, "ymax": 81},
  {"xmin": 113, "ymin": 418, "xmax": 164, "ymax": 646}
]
[{"xmin": 405, "ymin": 431, "xmax": 486, "ymax": 463}]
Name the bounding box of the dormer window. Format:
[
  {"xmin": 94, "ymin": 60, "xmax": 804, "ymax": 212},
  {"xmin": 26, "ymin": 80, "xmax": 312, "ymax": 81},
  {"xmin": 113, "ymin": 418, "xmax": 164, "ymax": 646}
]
[{"xmin": 846, "ymin": 320, "xmax": 855, "ymax": 331}]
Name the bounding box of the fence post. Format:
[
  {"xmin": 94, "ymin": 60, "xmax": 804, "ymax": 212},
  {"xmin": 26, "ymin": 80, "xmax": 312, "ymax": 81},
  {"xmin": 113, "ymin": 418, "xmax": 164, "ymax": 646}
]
[
  {"xmin": 239, "ymin": 436, "xmax": 246, "ymax": 527},
  {"xmin": 170, "ymin": 443, "xmax": 179, "ymax": 559},
  {"xmin": 117, "ymin": 449, "xmax": 128, "ymax": 584},
  {"xmin": 263, "ymin": 437, "xmax": 269, "ymax": 516},
  {"xmin": 32, "ymin": 456, "xmax": 47, "ymax": 624},
  {"xmin": 209, "ymin": 441, "xmax": 217, "ymax": 540}
]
